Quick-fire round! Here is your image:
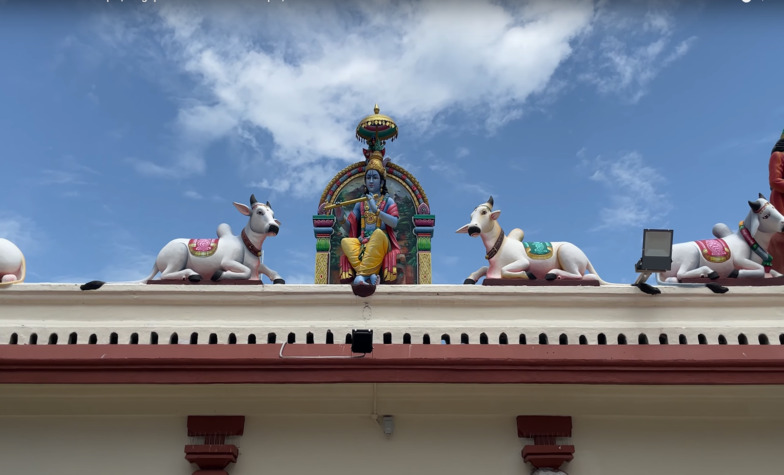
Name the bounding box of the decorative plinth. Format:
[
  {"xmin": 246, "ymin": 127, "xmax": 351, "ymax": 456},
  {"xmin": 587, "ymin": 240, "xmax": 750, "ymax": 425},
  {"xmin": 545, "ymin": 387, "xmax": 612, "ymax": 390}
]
[
  {"xmin": 517, "ymin": 415, "xmax": 574, "ymax": 472},
  {"xmin": 184, "ymin": 444, "xmax": 238, "ymax": 475},
  {"xmin": 679, "ymin": 276, "xmax": 784, "ymax": 286},
  {"xmin": 185, "ymin": 416, "xmax": 245, "ymax": 475},
  {"xmin": 484, "ymin": 279, "xmax": 599, "ymax": 286},
  {"xmin": 351, "ymin": 283, "xmax": 377, "ymax": 297},
  {"xmin": 521, "ymin": 444, "xmax": 575, "ymax": 470},
  {"xmin": 147, "ymin": 279, "xmax": 262, "ymax": 285}
]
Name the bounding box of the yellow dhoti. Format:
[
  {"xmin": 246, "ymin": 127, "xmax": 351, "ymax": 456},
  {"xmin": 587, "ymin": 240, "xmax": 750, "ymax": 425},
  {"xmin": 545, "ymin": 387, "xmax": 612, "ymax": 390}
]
[{"xmin": 341, "ymin": 229, "xmax": 390, "ymax": 277}]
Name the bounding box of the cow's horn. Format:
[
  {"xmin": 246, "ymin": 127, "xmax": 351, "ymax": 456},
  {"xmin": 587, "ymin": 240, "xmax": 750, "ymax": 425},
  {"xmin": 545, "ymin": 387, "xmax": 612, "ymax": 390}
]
[
  {"xmin": 487, "ymin": 196, "xmax": 494, "ymax": 209},
  {"xmin": 266, "ymin": 200, "xmax": 271, "ymax": 208},
  {"xmin": 250, "ymin": 194, "xmax": 258, "ymax": 206}
]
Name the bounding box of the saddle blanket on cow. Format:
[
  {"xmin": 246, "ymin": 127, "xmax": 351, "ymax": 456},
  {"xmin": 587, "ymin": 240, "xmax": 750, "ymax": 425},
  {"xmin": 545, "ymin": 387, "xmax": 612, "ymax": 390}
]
[
  {"xmin": 523, "ymin": 241, "xmax": 553, "ymax": 260},
  {"xmin": 188, "ymin": 238, "xmax": 219, "ymax": 257},
  {"xmin": 695, "ymin": 238, "xmax": 730, "ymax": 263}
]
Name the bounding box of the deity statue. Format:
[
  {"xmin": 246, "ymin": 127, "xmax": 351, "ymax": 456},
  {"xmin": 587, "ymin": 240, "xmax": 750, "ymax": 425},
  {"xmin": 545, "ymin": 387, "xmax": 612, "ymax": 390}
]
[
  {"xmin": 334, "ymin": 151, "xmax": 400, "ymax": 286},
  {"xmin": 768, "ymin": 129, "xmax": 784, "ymax": 273},
  {"xmin": 314, "ymin": 104, "xmax": 434, "ymax": 290}
]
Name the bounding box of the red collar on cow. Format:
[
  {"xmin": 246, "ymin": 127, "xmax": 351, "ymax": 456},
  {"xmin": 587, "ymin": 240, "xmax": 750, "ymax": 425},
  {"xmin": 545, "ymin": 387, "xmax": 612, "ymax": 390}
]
[
  {"xmin": 485, "ymin": 228, "xmax": 505, "ymax": 260},
  {"xmin": 241, "ymin": 229, "xmax": 262, "ymax": 257}
]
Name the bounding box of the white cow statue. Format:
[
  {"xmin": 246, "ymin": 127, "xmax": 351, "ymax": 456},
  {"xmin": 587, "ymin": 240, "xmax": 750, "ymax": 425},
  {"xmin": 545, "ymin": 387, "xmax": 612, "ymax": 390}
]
[
  {"xmin": 0, "ymin": 238, "xmax": 25, "ymax": 285},
  {"xmin": 457, "ymin": 196, "xmax": 603, "ymax": 284},
  {"xmin": 145, "ymin": 194, "xmax": 285, "ymax": 283},
  {"xmin": 657, "ymin": 194, "xmax": 784, "ymax": 283}
]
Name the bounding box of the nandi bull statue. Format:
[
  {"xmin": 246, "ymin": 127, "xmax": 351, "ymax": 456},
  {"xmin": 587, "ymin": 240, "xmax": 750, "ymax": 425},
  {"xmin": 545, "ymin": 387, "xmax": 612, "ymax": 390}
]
[
  {"xmin": 0, "ymin": 238, "xmax": 25, "ymax": 286},
  {"xmin": 657, "ymin": 193, "xmax": 784, "ymax": 283},
  {"xmin": 457, "ymin": 196, "xmax": 603, "ymax": 284},
  {"xmin": 146, "ymin": 194, "xmax": 285, "ymax": 283}
]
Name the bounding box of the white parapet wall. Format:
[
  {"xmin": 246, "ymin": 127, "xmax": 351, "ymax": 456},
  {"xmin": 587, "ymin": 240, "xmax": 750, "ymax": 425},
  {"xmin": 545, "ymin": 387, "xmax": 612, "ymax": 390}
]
[{"xmin": 1, "ymin": 282, "xmax": 783, "ymax": 346}]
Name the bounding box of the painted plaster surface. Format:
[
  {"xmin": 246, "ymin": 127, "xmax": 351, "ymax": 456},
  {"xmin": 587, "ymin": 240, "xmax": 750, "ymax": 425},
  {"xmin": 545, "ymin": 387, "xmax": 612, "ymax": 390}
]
[
  {"xmin": 0, "ymin": 386, "xmax": 782, "ymax": 475},
  {"xmin": 0, "ymin": 283, "xmax": 783, "ymax": 346}
]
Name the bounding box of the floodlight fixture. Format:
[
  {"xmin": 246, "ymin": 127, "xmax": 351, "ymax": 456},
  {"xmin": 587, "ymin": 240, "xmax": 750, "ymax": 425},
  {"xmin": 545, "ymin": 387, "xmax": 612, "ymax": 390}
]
[{"xmin": 633, "ymin": 229, "xmax": 673, "ymax": 294}]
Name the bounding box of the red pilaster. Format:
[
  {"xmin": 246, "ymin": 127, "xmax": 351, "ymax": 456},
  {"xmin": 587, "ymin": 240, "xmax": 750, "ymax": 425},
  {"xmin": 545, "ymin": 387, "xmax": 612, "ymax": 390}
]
[
  {"xmin": 516, "ymin": 415, "xmax": 574, "ymax": 470},
  {"xmin": 184, "ymin": 415, "xmax": 245, "ymax": 475}
]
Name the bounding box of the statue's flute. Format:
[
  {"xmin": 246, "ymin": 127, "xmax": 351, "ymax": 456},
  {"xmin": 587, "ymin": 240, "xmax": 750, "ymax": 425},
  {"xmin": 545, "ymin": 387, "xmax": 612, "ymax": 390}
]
[{"xmin": 323, "ymin": 196, "xmax": 369, "ymax": 210}]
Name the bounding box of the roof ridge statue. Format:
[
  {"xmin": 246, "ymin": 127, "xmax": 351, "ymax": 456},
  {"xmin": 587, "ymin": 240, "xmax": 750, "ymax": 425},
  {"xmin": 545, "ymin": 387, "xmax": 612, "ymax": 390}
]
[
  {"xmin": 0, "ymin": 238, "xmax": 25, "ymax": 287},
  {"xmin": 457, "ymin": 196, "xmax": 605, "ymax": 285},
  {"xmin": 145, "ymin": 194, "xmax": 285, "ymax": 284},
  {"xmin": 657, "ymin": 193, "xmax": 784, "ymax": 284},
  {"xmin": 316, "ymin": 104, "xmax": 434, "ymax": 296}
]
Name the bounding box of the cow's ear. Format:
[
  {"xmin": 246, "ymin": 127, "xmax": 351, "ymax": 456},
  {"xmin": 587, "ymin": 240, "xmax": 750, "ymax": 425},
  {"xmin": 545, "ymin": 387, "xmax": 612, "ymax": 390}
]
[
  {"xmin": 490, "ymin": 210, "xmax": 501, "ymax": 221},
  {"xmin": 455, "ymin": 224, "xmax": 471, "ymax": 234},
  {"xmin": 234, "ymin": 202, "xmax": 251, "ymax": 216}
]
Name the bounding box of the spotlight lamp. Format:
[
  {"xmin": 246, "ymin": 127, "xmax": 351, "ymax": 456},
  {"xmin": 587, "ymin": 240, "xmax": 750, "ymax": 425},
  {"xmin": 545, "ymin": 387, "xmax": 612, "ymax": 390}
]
[
  {"xmin": 633, "ymin": 229, "xmax": 673, "ymax": 295},
  {"xmin": 351, "ymin": 329, "xmax": 374, "ymax": 354}
]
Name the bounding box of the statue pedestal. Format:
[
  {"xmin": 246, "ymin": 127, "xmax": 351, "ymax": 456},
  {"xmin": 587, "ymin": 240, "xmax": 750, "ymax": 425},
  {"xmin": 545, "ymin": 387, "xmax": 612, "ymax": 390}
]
[{"xmin": 483, "ymin": 278, "xmax": 599, "ymax": 286}]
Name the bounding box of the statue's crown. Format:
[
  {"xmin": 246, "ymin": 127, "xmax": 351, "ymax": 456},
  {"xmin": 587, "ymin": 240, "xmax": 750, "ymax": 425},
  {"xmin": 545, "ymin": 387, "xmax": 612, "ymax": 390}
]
[{"xmin": 365, "ymin": 151, "xmax": 386, "ymax": 179}]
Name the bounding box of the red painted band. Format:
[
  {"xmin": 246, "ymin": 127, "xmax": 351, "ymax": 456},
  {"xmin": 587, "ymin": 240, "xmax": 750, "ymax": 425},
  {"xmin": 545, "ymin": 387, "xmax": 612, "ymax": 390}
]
[{"xmin": 1, "ymin": 344, "xmax": 784, "ymax": 385}]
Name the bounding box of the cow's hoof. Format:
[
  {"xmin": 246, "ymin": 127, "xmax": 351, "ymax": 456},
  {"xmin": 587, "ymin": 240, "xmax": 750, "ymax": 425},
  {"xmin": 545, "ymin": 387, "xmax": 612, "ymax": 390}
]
[
  {"xmin": 527, "ymin": 272, "xmax": 536, "ymax": 280},
  {"xmin": 210, "ymin": 270, "xmax": 224, "ymax": 281},
  {"xmin": 545, "ymin": 273, "xmax": 557, "ymax": 281},
  {"xmin": 188, "ymin": 274, "xmax": 202, "ymax": 282},
  {"xmin": 728, "ymin": 269, "xmax": 739, "ymax": 278},
  {"xmin": 706, "ymin": 283, "xmax": 729, "ymax": 294},
  {"xmin": 707, "ymin": 271, "xmax": 720, "ymax": 280},
  {"xmin": 80, "ymin": 280, "xmax": 105, "ymax": 291},
  {"xmin": 273, "ymin": 278, "xmax": 285, "ymax": 284},
  {"xmin": 463, "ymin": 278, "xmax": 476, "ymax": 285}
]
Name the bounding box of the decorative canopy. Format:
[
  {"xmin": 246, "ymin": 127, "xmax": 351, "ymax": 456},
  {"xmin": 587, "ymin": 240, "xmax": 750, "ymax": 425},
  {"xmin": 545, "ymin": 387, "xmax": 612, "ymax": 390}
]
[{"xmin": 355, "ymin": 104, "xmax": 398, "ymax": 146}]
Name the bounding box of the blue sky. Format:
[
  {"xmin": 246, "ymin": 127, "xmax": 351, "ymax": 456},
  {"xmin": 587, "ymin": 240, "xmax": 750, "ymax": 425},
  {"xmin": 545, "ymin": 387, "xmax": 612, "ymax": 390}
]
[{"xmin": 1, "ymin": 0, "xmax": 783, "ymax": 285}]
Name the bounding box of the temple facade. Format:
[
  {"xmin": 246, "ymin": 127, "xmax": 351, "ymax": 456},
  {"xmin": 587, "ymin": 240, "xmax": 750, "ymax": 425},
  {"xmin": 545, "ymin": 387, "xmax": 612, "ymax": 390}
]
[{"xmin": 1, "ymin": 282, "xmax": 783, "ymax": 474}]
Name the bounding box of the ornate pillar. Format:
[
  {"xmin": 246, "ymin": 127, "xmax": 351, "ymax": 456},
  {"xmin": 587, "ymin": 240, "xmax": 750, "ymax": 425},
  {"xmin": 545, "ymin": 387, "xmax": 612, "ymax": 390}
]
[
  {"xmin": 413, "ymin": 210, "xmax": 435, "ymax": 284},
  {"xmin": 184, "ymin": 415, "xmax": 245, "ymax": 475},
  {"xmin": 313, "ymin": 213, "xmax": 336, "ymax": 284},
  {"xmin": 516, "ymin": 415, "xmax": 574, "ymax": 475}
]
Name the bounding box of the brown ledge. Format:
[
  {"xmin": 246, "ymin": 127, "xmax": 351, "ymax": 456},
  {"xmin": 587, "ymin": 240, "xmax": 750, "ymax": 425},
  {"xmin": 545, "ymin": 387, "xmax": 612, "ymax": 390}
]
[{"xmin": 1, "ymin": 344, "xmax": 784, "ymax": 385}]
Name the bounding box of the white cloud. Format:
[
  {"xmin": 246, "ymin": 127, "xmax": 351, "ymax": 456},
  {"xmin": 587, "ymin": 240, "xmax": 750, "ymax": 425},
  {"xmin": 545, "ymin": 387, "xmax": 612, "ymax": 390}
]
[
  {"xmin": 577, "ymin": 4, "xmax": 695, "ymax": 102},
  {"xmin": 38, "ymin": 159, "xmax": 99, "ymax": 187},
  {"xmin": 103, "ymin": 0, "xmax": 595, "ymax": 196},
  {"xmin": 0, "ymin": 215, "xmax": 39, "ymax": 253},
  {"xmin": 584, "ymin": 151, "xmax": 671, "ymax": 229},
  {"xmin": 428, "ymin": 156, "xmax": 493, "ymax": 199},
  {"xmin": 126, "ymin": 158, "xmax": 183, "ymax": 178},
  {"xmin": 40, "ymin": 169, "xmax": 88, "ymax": 186},
  {"xmin": 184, "ymin": 190, "xmax": 203, "ymax": 200}
]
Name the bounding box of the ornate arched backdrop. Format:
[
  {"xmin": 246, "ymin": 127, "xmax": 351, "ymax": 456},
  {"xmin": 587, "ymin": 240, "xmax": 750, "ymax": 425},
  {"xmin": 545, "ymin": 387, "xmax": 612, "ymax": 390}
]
[{"xmin": 313, "ymin": 161, "xmax": 435, "ymax": 284}]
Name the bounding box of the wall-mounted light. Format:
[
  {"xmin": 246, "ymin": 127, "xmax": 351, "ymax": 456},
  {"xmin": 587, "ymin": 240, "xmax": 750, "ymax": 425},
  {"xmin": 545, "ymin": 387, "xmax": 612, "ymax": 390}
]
[
  {"xmin": 381, "ymin": 415, "xmax": 394, "ymax": 436},
  {"xmin": 633, "ymin": 229, "xmax": 673, "ymax": 295},
  {"xmin": 351, "ymin": 329, "xmax": 373, "ymax": 354}
]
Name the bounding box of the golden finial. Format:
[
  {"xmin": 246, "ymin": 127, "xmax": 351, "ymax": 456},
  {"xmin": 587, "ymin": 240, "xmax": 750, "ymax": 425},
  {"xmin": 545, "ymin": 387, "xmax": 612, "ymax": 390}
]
[{"xmin": 374, "ymin": 104, "xmax": 380, "ymax": 114}]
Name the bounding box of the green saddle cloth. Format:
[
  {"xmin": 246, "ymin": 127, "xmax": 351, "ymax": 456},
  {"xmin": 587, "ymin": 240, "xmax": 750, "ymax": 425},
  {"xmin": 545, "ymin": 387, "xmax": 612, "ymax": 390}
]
[{"xmin": 523, "ymin": 241, "xmax": 553, "ymax": 260}]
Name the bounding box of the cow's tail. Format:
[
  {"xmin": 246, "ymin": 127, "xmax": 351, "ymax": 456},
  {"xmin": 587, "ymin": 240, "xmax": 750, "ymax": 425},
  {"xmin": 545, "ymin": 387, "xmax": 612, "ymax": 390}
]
[
  {"xmin": 79, "ymin": 264, "xmax": 159, "ymax": 291},
  {"xmin": 144, "ymin": 263, "xmax": 159, "ymax": 282},
  {"xmin": 585, "ymin": 260, "xmax": 610, "ymax": 285}
]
